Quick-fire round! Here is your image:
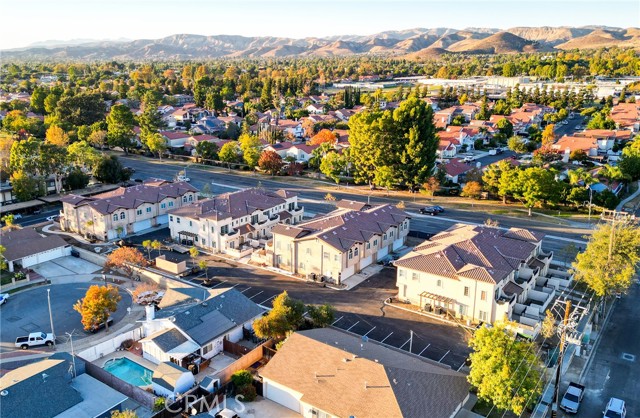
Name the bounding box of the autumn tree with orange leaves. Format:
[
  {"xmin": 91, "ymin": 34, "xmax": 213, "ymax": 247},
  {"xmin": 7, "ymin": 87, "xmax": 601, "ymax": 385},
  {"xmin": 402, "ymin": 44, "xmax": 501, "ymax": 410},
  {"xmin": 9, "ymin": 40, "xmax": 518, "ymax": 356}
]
[
  {"xmin": 104, "ymin": 247, "xmax": 148, "ymax": 280},
  {"xmin": 309, "ymin": 129, "xmax": 337, "ymax": 146},
  {"xmin": 73, "ymin": 285, "xmax": 121, "ymax": 331}
]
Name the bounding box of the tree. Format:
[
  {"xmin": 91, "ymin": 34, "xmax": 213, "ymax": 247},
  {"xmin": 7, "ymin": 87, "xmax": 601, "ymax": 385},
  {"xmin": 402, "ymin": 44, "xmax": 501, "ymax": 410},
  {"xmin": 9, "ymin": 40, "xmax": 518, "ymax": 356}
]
[
  {"xmin": 45, "ymin": 125, "xmax": 69, "ymax": 147},
  {"xmin": 106, "ymin": 104, "xmax": 135, "ymax": 153},
  {"xmin": 468, "ymin": 322, "xmax": 543, "ymax": 415},
  {"xmin": 55, "ymin": 93, "xmax": 105, "ymax": 127},
  {"xmin": 573, "ymin": 222, "xmax": 640, "ymax": 297},
  {"xmin": 142, "ymin": 240, "xmax": 153, "ymax": 259},
  {"xmin": 73, "ymin": 285, "xmax": 122, "ymax": 332},
  {"xmin": 94, "ymin": 156, "xmax": 131, "ymax": 184},
  {"xmin": 513, "ymin": 167, "xmax": 561, "ymax": 215},
  {"xmin": 145, "ymin": 133, "xmax": 168, "ymax": 160},
  {"xmin": 139, "ymin": 91, "xmax": 166, "ymax": 143},
  {"xmin": 309, "ymin": 129, "xmax": 337, "ymax": 146},
  {"xmin": 253, "ymin": 291, "xmax": 305, "ymax": 339},
  {"xmin": 307, "ymin": 304, "xmax": 335, "ymax": 328},
  {"xmin": 111, "ymin": 410, "xmax": 138, "ymax": 418},
  {"xmin": 88, "ymin": 130, "xmax": 108, "ymax": 150},
  {"xmin": 540, "ymin": 310, "xmax": 556, "ymax": 339},
  {"xmin": 231, "ymin": 370, "xmax": 253, "ymax": 387},
  {"xmin": 67, "ymin": 141, "xmax": 100, "ymax": 168},
  {"xmin": 496, "ymin": 118, "xmax": 514, "ymax": 139},
  {"xmin": 218, "ymin": 142, "xmax": 241, "ymax": 163},
  {"xmin": 507, "ymin": 136, "xmax": 528, "ymax": 153},
  {"xmin": 151, "ymin": 240, "xmax": 162, "ymax": 256},
  {"xmin": 65, "ymin": 167, "xmax": 90, "ymax": 190},
  {"xmin": 258, "ymin": 150, "xmax": 283, "ymax": 175},
  {"xmin": 195, "ymin": 141, "xmax": 218, "ymax": 161},
  {"xmin": 324, "ymin": 193, "xmax": 336, "ymax": 203},
  {"xmin": 569, "ymin": 149, "xmax": 589, "ymax": 163},
  {"xmin": 30, "ymin": 86, "xmax": 47, "ymax": 114},
  {"xmin": 10, "ymin": 170, "xmax": 40, "ymax": 201},
  {"xmin": 461, "ymin": 181, "xmax": 482, "ymax": 199},
  {"xmin": 104, "ymin": 247, "xmax": 148, "ymax": 281},
  {"xmin": 541, "ymin": 124, "xmax": 556, "ymax": 145},
  {"xmin": 189, "ymin": 246, "xmax": 199, "ymax": 267},
  {"xmin": 422, "ymin": 176, "xmax": 440, "ymax": 198},
  {"xmin": 319, "ymin": 152, "xmax": 345, "ymax": 184},
  {"xmin": 239, "ymin": 133, "xmax": 262, "ymax": 168},
  {"xmin": 198, "ymin": 260, "xmax": 209, "ymax": 280}
]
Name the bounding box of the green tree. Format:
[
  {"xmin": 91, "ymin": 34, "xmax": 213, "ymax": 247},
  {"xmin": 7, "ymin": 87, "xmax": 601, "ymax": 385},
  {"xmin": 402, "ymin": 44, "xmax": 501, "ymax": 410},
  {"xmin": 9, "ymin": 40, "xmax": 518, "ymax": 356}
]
[
  {"xmin": 573, "ymin": 222, "xmax": 640, "ymax": 297},
  {"xmin": 307, "ymin": 304, "xmax": 335, "ymax": 328},
  {"xmin": 319, "ymin": 152, "xmax": 345, "ymax": 184},
  {"xmin": 68, "ymin": 140, "xmax": 100, "ymax": 168},
  {"xmin": 111, "ymin": 410, "xmax": 138, "ymax": 418},
  {"xmin": 94, "ymin": 155, "xmax": 131, "ymax": 184},
  {"xmin": 30, "ymin": 86, "xmax": 47, "ymax": 114},
  {"xmin": 513, "ymin": 167, "xmax": 561, "ymax": 215},
  {"xmin": 239, "ymin": 133, "xmax": 261, "ymax": 168},
  {"xmin": 9, "ymin": 170, "xmax": 40, "ymax": 201},
  {"xmin": 348, "ymin": 110, "xmax": 385, "ymax": 186},
  {"xmin": 253, "ymin": 291, "xmax": 305, "ymax": 339},
  {"xmin": 496, "ymin": 118, "xmax": 514, "ymax": 139},
  {"xmin": 258, "ymin": 150, "xmax": 283, "ymax": 175},
  {"xmin": 231, "ymin": 370, "xmax": 253, "ymax": 387},
  {"xmin": 64, "ymin": 167, "xmax": 90, "ymax": 190},
  {"xmin": 106, "ymin": 104, "xmax": 135, "ymax": 153},
  {"xmin": 142, "ymin": 240, "xmax": 153, "ymax": 259},
  {"xmin": 468, "ymin": 322, "xmax": 543, "ymax": 415},
  {"xmin": 73, "ymin": 285, "xmax": 122, "ymax": 332},
  {"xmin": 507, "ymin": 136, "xmax": 528, "ymax": 153},
  {"xmin": 55, "ymin": 92, "xmax": 105, "ymax": 127},
  {"xmin": 139, "ymin": 91, "xmax": 166, "ymax": 143},
  {"xmin": 195, "ymin": 141, "xmax": 219, "ymax": 161},
  {"xmin": 145, "ymin": 133, "xmax": 168, "ymax": 160},
  {"xmin": 219, "ymin": 142, "xmax": 240, "ymax": 163}
]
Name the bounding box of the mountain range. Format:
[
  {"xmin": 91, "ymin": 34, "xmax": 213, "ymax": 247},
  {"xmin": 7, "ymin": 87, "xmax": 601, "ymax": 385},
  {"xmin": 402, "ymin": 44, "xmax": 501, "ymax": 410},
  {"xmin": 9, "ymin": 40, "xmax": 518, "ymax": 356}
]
[{"xmin": 3, "ymin": 26, "xmax": 639, "ymax": 61}]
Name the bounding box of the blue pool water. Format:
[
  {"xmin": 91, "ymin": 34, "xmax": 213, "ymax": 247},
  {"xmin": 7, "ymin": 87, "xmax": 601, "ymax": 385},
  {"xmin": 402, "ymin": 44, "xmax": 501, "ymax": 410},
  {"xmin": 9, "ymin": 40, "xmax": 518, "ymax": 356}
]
[{"xmin": 103, "ymin": 357, "xmax": 153, "ymax": 386}]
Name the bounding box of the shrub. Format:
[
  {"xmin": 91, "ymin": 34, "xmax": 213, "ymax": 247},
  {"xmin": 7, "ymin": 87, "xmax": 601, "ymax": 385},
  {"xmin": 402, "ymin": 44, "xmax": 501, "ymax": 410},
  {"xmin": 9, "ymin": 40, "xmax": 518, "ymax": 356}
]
[
  {"xmin": 231, "ymin": 370, "xmax": 253, "ymax": 387},
  {"xmin": 236, "ymin": 384, "xmax": 257, "ymax": 402},
  {"xmin": 153, "ymin": 397, "xmax": 166, "ymax": 412}
]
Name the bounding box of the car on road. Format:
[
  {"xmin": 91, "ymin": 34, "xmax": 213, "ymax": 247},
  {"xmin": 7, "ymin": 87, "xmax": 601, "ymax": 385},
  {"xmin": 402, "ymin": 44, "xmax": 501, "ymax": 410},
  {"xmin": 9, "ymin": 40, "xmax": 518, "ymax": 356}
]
[
  {"xmin": 87, "ymin": 317, "xmax": 114, "ymax": 333},
  {"xmin": 603, "ymin": 397, "xmax": 626, "ymax": 418},
  {"xmin": 560, "ymin": 382, "xmax": 585, "ymax": 413},
  {"xmin": 15, "ymin": 332, "xmax": 55, "ymax": 350},
  {"xmin": 419, "ymin": 206, "xmax": 439, "ymax": 216},
  {"xmin": 463, "ymin": 155, "xmax": 475, "ymax": 163},
  {"xmin": 175, "ymin": 175, "xmax": 190, "ymax": 182},
  {"xmin": 0, "ymin": 293, "xmax": 9, "ymax": 305},
  {"xmin": 432, "ymin": 205, "xmax": 445, "ymax": 213},
  {"xmin": 11, "ymin": 213, "xmax": 22, "ymax": 219},
  {"xmin": 46, "ymin": 215, "xmax": 60, "ymax": 222}
]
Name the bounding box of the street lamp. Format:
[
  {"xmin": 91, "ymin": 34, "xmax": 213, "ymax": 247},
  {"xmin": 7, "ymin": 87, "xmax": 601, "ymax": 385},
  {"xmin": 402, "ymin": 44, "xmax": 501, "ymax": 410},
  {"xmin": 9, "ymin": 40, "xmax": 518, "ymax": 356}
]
[{"xmin": 47, "ymin": 289, "xmax": 56, "ymax": 346}]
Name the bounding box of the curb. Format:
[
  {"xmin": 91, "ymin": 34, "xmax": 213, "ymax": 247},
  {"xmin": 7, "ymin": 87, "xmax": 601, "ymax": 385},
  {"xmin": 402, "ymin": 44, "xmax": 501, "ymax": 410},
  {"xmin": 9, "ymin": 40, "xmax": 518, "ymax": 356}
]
[
  {"xmin": 384, "ymin": 299, "xmax": 476, "ymax": 331},
  {"xmin": 578, "ymin": 298, "xmax": 617, "ymax": 384}
]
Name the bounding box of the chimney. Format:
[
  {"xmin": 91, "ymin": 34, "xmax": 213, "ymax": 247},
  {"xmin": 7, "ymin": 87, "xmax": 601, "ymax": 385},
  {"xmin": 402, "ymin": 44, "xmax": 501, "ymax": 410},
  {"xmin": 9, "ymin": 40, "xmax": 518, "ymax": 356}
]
[{"xmin": 145, "ymin": 305, "xmax": 155, "ymax": 321}]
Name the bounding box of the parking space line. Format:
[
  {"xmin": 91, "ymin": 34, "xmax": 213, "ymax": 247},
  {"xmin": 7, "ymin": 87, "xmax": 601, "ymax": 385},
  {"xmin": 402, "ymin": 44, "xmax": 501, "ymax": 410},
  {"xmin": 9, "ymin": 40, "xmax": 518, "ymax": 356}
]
[
  {"xmin": 346, "ymin": 321, "xmax": 360, "ymax": 332},
  {"xmin": 439, "ymin": 350, "xmax": 450, "ymax": 363},
  {"xmin": 240, "ymin": 287, "xmax": 252, "ymax": 293},
  {"xmin": 457, "ymin": 362, "xmax": 466, "ymax": 372},
  {"xmin": 380, "ymin": 332, "xmax": 393, "ymax": 343},
  {"xmin": 363, "ymin": 327, "xmax": 376, "ymax": 337},
  {"xmin": 211, "ymin": 280, "xmax": 227, "ymax": 288},
  {"xmin": 400, "ymin": 337, "xmax": 412, "ymax": 350},
  {"xmin": 418, "ymin": 344, "xmax": 431, "ymax": 356},
  {"xmin": 259, "ymin": 295, "xmax": 275, "ymax": 305},
  {"xmin": 230, "ymin": 283, "xmax": 239, "ymax": 288},
  {"xmin": 248, "ymin": 291, "xmax": 263, "ymax": 300},
  {"xmin": 331, "ymin": 316, "xmax": 344, "ymax": 326}
]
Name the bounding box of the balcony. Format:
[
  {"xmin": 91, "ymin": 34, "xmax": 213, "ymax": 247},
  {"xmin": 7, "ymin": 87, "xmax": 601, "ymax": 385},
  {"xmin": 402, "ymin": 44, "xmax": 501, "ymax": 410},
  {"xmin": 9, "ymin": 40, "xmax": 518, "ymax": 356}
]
[{"xmin": 515, "ymin": 266, "xmax": 539, "ymax": 287}]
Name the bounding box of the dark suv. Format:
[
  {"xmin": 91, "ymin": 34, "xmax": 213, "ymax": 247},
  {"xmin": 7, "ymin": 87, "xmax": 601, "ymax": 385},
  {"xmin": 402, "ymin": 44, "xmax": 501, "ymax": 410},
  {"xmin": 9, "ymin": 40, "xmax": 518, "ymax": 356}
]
[{"xmin": 419, "ymin": 206, "xmax": 438, "ymax": 216}]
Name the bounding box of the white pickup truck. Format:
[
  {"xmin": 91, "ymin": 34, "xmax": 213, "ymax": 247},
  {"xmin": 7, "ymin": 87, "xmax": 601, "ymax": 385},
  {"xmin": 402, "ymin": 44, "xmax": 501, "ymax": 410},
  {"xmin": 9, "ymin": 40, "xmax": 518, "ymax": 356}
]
[
  {"xmin": 560, "ymin": 382, "xmax": 585, "ymax": 414},
  {"xmin": 15, "ymin": 332, "xmax": 55, "ymax": 350}
]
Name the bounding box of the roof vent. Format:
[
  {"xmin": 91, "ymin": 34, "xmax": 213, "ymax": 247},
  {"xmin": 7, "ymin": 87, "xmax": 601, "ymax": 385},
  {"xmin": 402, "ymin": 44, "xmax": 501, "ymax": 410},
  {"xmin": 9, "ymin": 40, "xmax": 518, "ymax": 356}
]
[
  {"xmin": 185, "ymin": 311, "xmax": 190, "ymax": 315},
  {"xmin": 0, "ymin": 390, "xmax": 8, "ymax": 396},
  {"xmin": 42, "ymin": 373, "xmax": 49, "ymax": 383},
  {"xmin": 342, "ymin": 358, "xmax": 350, "ymax": 363},
  {"xmin": 202, "ymin": 302, "xmax": 208, "ymax": 307}
]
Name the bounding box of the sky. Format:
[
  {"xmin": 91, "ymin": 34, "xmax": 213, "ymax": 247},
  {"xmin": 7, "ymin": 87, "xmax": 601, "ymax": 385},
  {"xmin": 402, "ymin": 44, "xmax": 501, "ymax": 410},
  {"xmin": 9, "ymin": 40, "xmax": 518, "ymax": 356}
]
[{"xmin": 1, "ymin": 0, "xmax": 638, "ymax": 50}]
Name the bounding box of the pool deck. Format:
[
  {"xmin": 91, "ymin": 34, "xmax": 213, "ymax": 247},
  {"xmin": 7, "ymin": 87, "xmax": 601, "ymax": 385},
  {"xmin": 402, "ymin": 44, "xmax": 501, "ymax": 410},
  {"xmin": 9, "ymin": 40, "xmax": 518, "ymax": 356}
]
[{"xmin": 94, "ymin": 350, "xmax": 158, "ymax": 371}]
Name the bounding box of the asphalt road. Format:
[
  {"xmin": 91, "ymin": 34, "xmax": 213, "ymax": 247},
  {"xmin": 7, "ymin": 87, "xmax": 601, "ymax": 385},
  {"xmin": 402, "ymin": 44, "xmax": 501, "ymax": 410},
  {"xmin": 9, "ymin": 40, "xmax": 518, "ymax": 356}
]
[
  {"xmin": 13, "ymin": 207, "xmax": 61, "ymax": 227},
  {"xmin": 0, "ymin": 283, "xmax": 132, "ymax": 354},
  {"xmin": 119, "ymin": 156, "xmax": 591, "ymax": 247},
  {"xmin": 554, "ymin": 115, "xmax": 586, "ymax": 138},
  {"xmin": 572, "ymin": 282, "xmax": 640, "ymax": 418}
]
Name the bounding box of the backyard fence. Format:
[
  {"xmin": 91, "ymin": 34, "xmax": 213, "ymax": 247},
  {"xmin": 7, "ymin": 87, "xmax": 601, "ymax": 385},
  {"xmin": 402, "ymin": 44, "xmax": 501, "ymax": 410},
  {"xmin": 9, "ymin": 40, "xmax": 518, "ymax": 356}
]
[{"xmin": 78, "ymin": 327, "xmax": 144, "ymax": 362}]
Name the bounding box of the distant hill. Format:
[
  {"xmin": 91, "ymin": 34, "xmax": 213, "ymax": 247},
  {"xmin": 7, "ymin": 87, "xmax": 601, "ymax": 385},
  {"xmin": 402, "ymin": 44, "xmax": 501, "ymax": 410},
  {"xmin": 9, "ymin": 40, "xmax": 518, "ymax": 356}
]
[{"xmin": 3, "ymin": 26, "xmax": 638, "ymax": 61}]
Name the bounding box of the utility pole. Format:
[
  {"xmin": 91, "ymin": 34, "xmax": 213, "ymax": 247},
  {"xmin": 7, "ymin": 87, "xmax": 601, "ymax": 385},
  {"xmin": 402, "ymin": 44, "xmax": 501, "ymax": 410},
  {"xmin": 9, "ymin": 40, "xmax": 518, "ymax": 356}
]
[
  {"xmin": 409, "ymin": 330, "xmax": 413, "ymax": 354},
  {"xmin": 65, "ymin": 332, "xmax": 77, "ymax": 378},
  {"xmin": 551, "ymin": 300, "xmax": 571, "ymax": 418},
  {"xmin": 47, "ymin": 289, "xmax": 56, "ymax": 346}
]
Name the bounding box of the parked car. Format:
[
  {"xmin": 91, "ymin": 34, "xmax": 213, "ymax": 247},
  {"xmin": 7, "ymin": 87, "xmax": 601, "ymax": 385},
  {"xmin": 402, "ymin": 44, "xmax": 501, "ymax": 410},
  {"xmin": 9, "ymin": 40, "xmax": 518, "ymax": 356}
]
[
  {"xmin": 87, "ymin": 317, "xmax": 114, "ymax": 333},
  {"xmin": 603, "ymin": 398, "xmax": 626, "ymax": 418},
  {"xmin": 15, "ymin": 332, "xmax": 55, "ymax": 350},
  {"xmin": 0, "ymin": 293, "xmax": 9, "ymax": 305},
  {"xmin": 419, "ymin": 206, "xmax": 438, "ymax": 216},
  {"xmin": 46, "ymin": 215, "xmax": 60, "ymax": 222},
  {"xmin": 11, "ymin": 213, "xmax": 22, "ymax": 219},
  {"xmin": 124, "ymin": 166, "xmax": 136, "ymax": 173},
  {"xmin": 463, "ymin": 155, "xmax": 475, "ymax": 163},
  {"xmin": 560, "ymin": 382, "xmax": 585, "ymax": 413},
  {"xmin": 214, "ymin": 409, "xmax": 239, "ymax": 418},
  {"xmin": 175, "ymin": 175, "xmax": 190, "ymax": 182}
]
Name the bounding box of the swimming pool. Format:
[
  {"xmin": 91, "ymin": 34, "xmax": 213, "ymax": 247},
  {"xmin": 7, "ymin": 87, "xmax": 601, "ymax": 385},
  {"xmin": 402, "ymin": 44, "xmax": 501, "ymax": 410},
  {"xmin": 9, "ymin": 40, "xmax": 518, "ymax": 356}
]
[{"xmin": 103, "ymin": 357, "xmax": 153, "ymax": 386}]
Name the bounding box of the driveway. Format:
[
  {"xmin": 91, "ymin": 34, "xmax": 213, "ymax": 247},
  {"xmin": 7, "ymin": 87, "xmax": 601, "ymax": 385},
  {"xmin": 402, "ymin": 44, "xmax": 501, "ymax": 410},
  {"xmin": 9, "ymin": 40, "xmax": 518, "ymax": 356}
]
[
  {"xmin": 0, "ymin": 283, "xmax": 132, "ymax": 354},
  {"xmin": 31, "ymin": 257, "xmax": 102, "ymax": 278}
]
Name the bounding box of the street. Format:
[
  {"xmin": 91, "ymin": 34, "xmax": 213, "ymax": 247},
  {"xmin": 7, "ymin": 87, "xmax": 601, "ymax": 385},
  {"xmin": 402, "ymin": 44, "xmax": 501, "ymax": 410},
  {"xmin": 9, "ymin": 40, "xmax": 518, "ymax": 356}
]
[
  {"xmin": 554, "ymin": 114, "xmax": 586, "ymax": 138},
  {"xmin": 570, "ymin": 282, "xmax": 640, "ymax": 418}
]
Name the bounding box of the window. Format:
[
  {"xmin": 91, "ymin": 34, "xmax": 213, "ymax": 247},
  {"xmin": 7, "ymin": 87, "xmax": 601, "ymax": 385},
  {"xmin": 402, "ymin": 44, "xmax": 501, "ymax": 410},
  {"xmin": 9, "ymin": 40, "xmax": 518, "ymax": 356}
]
[
  {"xmin": 201, "ymin": 239, "xmax": 206, "ymax": 245},
  {"xmin": 437, "ymin": 279, "xmax": 442, "ymax": 287},
  {"xmin": 481, "ymin": 291, "xmax": 487, "ymax": 301},
  {"xmin": 390, "ymin": 230, "xmax": 394, "ymax": 238},
  {"xmin": 412, "ymin": 272, "xmax": 418, "ymax": 280},
  {"xmin": 229, "ymin": 242, "xmax": 235, "ymax": 249},
  {"xmin": 211, "ymin": 226, "xmax": 215, "ymax": 233},
  {"xmin": 220, "ymin": 225, "xmax": 228, "ymax": 235},
  {"xmin": 366, "ymin": 242, "xmax": 371, "ymax": 250},
  {"xmin": 334, "ymin": 255, "xmax": 339, "ymax": 262},
  {"xmin": 479, "ymin": 311, "xmax": 488, "ymax": 322},
  {"xmin": 169, "ymin": 216, "xmax": 173, "ymax": 222},
  {"xmin": 161, "ymin": 203, "xmax": 166, "ymax": 209},
  {"xmin": 276, "ymin": 242, "xmax": 281, "ymax": 250},
  {"xmin": 189, "ymin": 221, "xmax": 192, "ymax": 227},
  {"xmin": 354, "ymin": 248, "xmax": 359, "ymax": 257},
  {"xmin": 120, "ymin": 212, "xmax": 125, "ymax": 220},
  {"xmin": 306, "ymin": 248, "xmax": 311, "ymax": 255},
  {"xmin": 202, "ymin": 343, "xmax": 212, "ymax": 355},
  {"xmin": 202, "ymin": 225, "xmax": 206, "ymax": 231},
  {"xmin": 383, "ymin": 233, "xmax": 387, "ymax": 240},
  {"xmin": 459, "ymin": 305, "xmax": 469, "ymax": 316},
  {"xmin": 288, "ymin": 202, "xmax": 295, "ymax": 211},
  {"xmin": 146, "ymin": 207, "xmax": 151, "ymax": 213},
  {"xmin": 195, "ymin": 236, "xmax": 198, "ymax": 242},
  {"xmin": 464, "ymin": 287, "xmax": 469, "ymax": 297},
  {"xmin": 137, "ymin": 209, "xmax": 142, "ymax": 215},
  {"xmin": 323, "ymin": 252, "xmax": 329, "ymax": 259},
  {"xmin": 251, "ymin": 214, "xmax": 258, "ymax": 224},
  {"xmin": 183, "ymin": 196, "xmax": 187, "ymax": 203},
  {"xmin": 188, "ymin": 195, "xmax": 193, "ymax": 202},
  {"xmin": 299, "ymin": 262, "xmax": 305, "ymax": 269},
  {"xmin": 168, "ymin": 201, "xmax": 174, "ymax": 207},
  {"xmin": 176, "ymin": 218, "xmax": 181, "ymax": 224},
  {"xmin": 399, "ymin": 269, "xmax": 405, "ymax": 277},
  {"xmin": 373, "ymin": 239, "xmax": 378, "ymax": 247},
  {"xmin": 113, "ymin": 214, "xmax": 118, "ymax": 221}
]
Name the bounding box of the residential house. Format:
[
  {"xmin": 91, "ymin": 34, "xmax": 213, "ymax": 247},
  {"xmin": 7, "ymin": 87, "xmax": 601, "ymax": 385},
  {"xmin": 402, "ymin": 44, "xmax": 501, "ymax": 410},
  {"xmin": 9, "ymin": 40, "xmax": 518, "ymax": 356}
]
[
  {"xmin": 273, "ymin": 119, "xmax": 304, "ymax": 138},
  {"xmin": 395, "ymin": 224, "xmax": 558, "ymax": 336},
  {"xmin": 264, "ymin": 142, "xmax": 295, "ymax": 159},
  {"xmin": 152, "ymin": 362, "xmax": 195, "ymax": 400},
  {"xmin": 185, "ymin": 134, "xmax": 219, "ymax": 152},
  {"xmin": 0, "ymin": 227, "xmax": 70, "ymax": 272},
  {"xmin": 437, "ymin": 138, "xmax": 459, "ymax": 159},
  {"xmin": 196, "ymin": 116, "xmax": 226, "ymax": 134},
  {"xmin": 171, "ymin": 94, "xmax": 194, "ymax": 106},
  {"xmin": 334, "ymin": 108, "xmax": 357, "ymax": 122},
  {"xmin": 306, "ymin": 103, "xmax": 325, "ymax": 114},
  {"xmin": 167, "ymin": 188, "xmax": 302, "ymax": 256},
  {"xmin": 270, "ymin": 202, "xmax": 410, "ymax": 283},
  {"xmin": 434, "ymin": 105, "xmax": 479, "ymax": 128},
  {"xmin": 140, "ymin": 287, "xmax": 265, "ymax": 370},
  {"xmin": 0, "ymin": 353, "xmax": 128, "ymax": 418},
  {"xmin": 260, "ymin": 328, "xmax": 470, "ymax": 418},
  {"xmin": 60, "ymin": 179, "xmax": 198, "ymax": 241},
  {"xmin": 551, "ymin": 134, "xmax": 604, "ymax": 157},
  {"xmin": 609, "ymin": 102, "xmax": 640, "ymax": 132},
  {"xmin": 574, "ymin": 129, "xmax": 634, "ymax": 145},
  {"xmin": 160, "ymin": 130, "xmax": 191, "ymax": 148},
  {"xmin": 440, "ymin": 126, "xmax": 473, "ymax": 151},
  {"xmin": 422, "ymin": 97, "xmax": 440, "ymax": 111},
  {"xmin": 439, "ymin": 159, "xmax": 473, "ymax": 184},
  {"xmin": 286, "ymin": 143, "xmax": 318, "ymax": 162}
]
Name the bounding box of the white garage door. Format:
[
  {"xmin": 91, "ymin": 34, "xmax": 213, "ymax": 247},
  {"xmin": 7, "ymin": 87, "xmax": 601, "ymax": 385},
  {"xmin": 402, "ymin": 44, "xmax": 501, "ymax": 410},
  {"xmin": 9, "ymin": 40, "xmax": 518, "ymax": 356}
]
[
  {"xmin": 157, "ymin": 214, "xmax": 169, "ymax": 225},
  {"xmin": 393, "ymin": 238, "xmax": 404, "ymax": 251},
  {"xmin": 377, "ymin": 246, "xmax": 389, "ymax": 259},
  {"xmin": 341, "ymin": 265, "xmax": 355, "ymax": 280},
  {"xmin": 21, "ymin": 247, "xmax": 67, "ymax": 268},
  {"xmin": 360, "ymin": 255, "xmax": 373, "ymax": 269},
  {"xmin": 132, "ymin": 219, "xmax": 152, "ymax": 233},
  {"xmin": 265, "ymin": 380, "xmax": 300, "ymax": 412},
  {"xmin": 107, "ymin": 229, "xmax": 118, "ymax": 240}
]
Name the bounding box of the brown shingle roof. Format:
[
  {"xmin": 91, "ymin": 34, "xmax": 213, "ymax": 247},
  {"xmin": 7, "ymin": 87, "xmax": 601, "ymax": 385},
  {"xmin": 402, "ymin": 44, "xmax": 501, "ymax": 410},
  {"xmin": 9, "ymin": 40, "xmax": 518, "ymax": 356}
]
[
  {"xmin": 260, "ymin": 328, "xmax": 469, "ymax": 418},
  {"xmin": 395, "ymin": 224, "xmax": 542, "ymax": 284},
  {"xmin": 0, "ymin": 228, "xmax": 68, "ymax": 261}
]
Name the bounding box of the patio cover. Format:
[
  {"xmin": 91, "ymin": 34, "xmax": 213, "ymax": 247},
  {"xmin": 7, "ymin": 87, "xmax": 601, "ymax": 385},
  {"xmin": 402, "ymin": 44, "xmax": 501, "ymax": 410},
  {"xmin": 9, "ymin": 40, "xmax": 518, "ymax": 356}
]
[{"xmin": 167, "ymin": 340, "xmax": 201, "ymax": 359}]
